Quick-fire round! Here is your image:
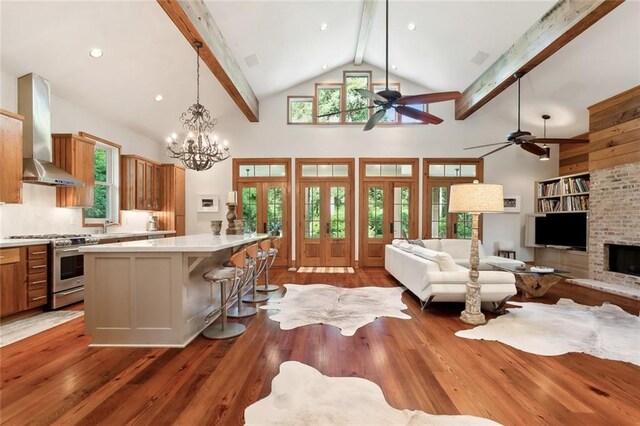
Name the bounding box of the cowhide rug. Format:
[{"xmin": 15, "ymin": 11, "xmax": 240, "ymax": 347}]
[
  {"xmin": 259, "ymin": 284, "xmax": 410, "ymax": 336},
  {"xmin": 244, "ymin": 361, "xmax": 500, "ymax": 425},
  {"xmin": 456, "ymin": 298, "xmax": 640, "ymax": 366}
]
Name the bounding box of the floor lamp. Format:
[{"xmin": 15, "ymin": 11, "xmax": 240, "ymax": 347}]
[{"xmin": 449, "ymin": 180, "xmax": 504, "ymax": 325}]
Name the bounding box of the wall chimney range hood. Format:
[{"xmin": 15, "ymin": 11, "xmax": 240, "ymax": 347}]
[{"xmin": 18, "ymin": 73, "xmax": 84, "ymax": 187}]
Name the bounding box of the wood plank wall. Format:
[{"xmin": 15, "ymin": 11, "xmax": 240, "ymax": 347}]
[
  {"xmin": 559, "ymin": 133, "xmax": 590, "ymax": 175},
  {"xmin": 588, "ymin": 86, "xmax": 640, "ymax": 170}
]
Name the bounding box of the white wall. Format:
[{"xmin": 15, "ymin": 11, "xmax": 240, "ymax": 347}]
[
  {"xmin": 181, "ymin": 64, "xmax": 561, "ymax": 262},
  {"xmin": 0, "ymin": 70, "xmax": 164, "ymax": 237}
]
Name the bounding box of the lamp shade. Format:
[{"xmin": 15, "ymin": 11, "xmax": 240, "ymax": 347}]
[{"xmin": 448, "ymin": 181, "xmax": 504, "ymax": 214}]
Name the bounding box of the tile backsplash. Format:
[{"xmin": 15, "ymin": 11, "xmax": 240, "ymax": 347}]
[{"xmin": 0, "ymin": 183, "xmax": 152, "ymax": 237}]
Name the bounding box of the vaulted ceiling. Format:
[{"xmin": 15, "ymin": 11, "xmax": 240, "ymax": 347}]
[{"xmin": 1, "ymin": 1, "xmax": 638, "ymax": 143}]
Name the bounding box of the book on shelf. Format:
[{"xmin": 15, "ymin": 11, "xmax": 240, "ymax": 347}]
[
  {"xmin": 563, "ymin": 195, "xmax": 589, "ymax": 211},
  {"xmin": 564, "ymin": 177, "xmax": 590, "ymax": 194},
  {"xmin": 538, "ymin": 181, "xmax": 560, "ymax": 197},
  {"xmin": 538, "ymin": 199, "xmax": 561, "ymax": 212}
]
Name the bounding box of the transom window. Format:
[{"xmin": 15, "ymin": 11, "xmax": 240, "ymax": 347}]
[
  {"xmin": 428, "ymin": 164, "xmax": 477, "ymax": 177},
  {"xmin": 239, "ymin": 164, "xmax": 286, "ymax": 177},
  {"xmin": 316, "ymin": 84, "xmax": 342, "ymax": 123},
  {"xmin": 364, "ymin": 163, "xmax": 413, "ymax": 177},
  {"xmin": 344, "ymin": 71, "xmax": 371, "ymax": 123},
  {"xmin": 301, "ymin": 164, "xmax": 349, "ymax": 177}
]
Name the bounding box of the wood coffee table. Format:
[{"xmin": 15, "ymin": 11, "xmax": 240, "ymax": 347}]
[{"xmin": 489, "ymin": 264, "xmax": 569, "ymax": 298}]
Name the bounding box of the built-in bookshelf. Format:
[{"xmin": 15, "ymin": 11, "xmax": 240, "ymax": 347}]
[{"xmin": 535, "ymin": 172, "xmax": 590, "ymax": 213}]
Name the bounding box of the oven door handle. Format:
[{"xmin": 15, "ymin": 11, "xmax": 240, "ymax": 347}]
[
  {"xmin": 60, "ymin": 287, "xmax": 83, "ymax": 295},
  {"xmin": 59, "ymin": 248, "xmax": 80, "ymax": 253}
]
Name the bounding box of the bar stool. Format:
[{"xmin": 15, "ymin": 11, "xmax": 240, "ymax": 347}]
[
  {"xmin": 257, "ymin": 237, "xmax": 281, "ymax": 293},
  {"xmin": 242, "ymin": 243, "xmax": 269, "ymax": 303},
  {"xmin": 228, "ymin": 244, "xmax": 260, "ymax": 317},
  {"xmin": 201, "ymin": 249, "xmax": 246, "ymax": 339}
]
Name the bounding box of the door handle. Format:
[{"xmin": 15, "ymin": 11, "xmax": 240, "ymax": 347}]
[
  {"xmin": 263, "ymin": 222, "xmax": 267, "ymax": 233},
  {"xmin": 389, "ymin": 223, "xmax": 393, "ymax": 234},
  {"xmin": 453, "ymin": 223, "xmax": 458, "ymax": 235}
]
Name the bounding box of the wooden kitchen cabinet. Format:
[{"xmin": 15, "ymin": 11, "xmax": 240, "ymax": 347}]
[
  {"xmin": 0, "ymin": 247, "xmax": 27, "ymax": 316},
  {"xmin": 158, "ymin": 164, "xmax": 186, "ymax": 236},
  {"xmin": 52, "ymin": 134, "xmax": 95, "ymax": 207},
  {"xmin": 121, "ymin": 155, "xmax": 162, "ymax": 211},
  {"xmin": 0, "ymin": 244, "xmax": 49, "ymax": 317},
  {"xmin": 0, "ymin": 110, "xmax": 24, "ymax": 204}
]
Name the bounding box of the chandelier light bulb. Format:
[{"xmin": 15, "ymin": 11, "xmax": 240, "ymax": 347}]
[
  {"xmin": 166, "ymin": 137, "xmax": 173, "ymax": 144},
  {"xmin": 223, "ymin": 140, "xmax": 229, "ymax": 147},
  {"xmin": 171, "ymin": 133, "xmax": 177, "ymax": 139}
]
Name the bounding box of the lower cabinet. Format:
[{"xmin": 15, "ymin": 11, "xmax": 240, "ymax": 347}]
[{"xmin": 0, "ymin": 244, "xmax": 49, "ymax": 317}]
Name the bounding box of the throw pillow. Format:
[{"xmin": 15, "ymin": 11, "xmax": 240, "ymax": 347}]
[
  {"xmin": 391, "ymin": 239, "xmax": 405, "ymax": 247},
  {"xmin": 408, "ymin": 239, "xmax": 426, "ymax": 248},
  {"xmin": 398, "ymin": 242, "xmax": 413, "ymax": 252},
  {"xmin": 411, "ymin": 246, "xmax": 458, "ymax": 272}
]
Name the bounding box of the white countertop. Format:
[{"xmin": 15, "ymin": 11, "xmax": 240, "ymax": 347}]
[
  {"xmin": 0, "ymin": 239, "xmax": 51, "ymax": 249},
  {"xmin": 91, "ymin": 230, "xmax": 176, "ymax": 239},
  {"xmin": 80, "ymin": 233, "xmax": 269, "ymax": 253}
]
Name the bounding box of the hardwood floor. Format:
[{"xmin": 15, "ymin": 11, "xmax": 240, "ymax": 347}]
[{"xmin": 1, "ymin": 268, "xmax": 639, "ymax": 425}]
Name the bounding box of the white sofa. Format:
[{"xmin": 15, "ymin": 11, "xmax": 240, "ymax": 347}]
[
  {"xmin": 418, "ymin": 239, "xmax": 524, "ymax": 271},
  {"xmin": 385, "ymin": 243, "xmax": 516, "ymax": 311}
]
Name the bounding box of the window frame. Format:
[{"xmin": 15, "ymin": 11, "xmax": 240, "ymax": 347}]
[
  {"xmin": 287, "ymin": 95, "xmax": 315, "ymax": 125},
  {"xmin": 370, "ymin": 82, "xmax": 401, "ymax": 124},
  {"xmin": 80, "ymin": 132, "xmax": 121, "ymax": 227},
  {"xmin": 343, "ymin": 70, "xmax": 372, "ymax": 124},
  {"xmin": 315, "ymin": 83, "xmax": 345, "ymax": 124}
]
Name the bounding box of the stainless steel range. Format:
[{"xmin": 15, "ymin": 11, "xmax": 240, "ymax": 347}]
[{"xmin": 7, "ymin": 234, "xmax": 99, "ymax": 309}]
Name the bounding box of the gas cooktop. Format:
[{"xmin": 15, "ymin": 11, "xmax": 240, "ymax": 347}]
[{"xmin": 7, "ymin": 234, "xmax": 99, "ymax": 247}]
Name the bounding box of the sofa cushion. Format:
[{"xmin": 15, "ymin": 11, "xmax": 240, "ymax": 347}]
[
  {"xmin": 398, "ymin": 242, "xmax": 413, "ymax": 252},
  {"xmin": 411, "ymin": 246, "xmax": 458, "ymax": 272},
  {"xmin": 408, "ymin": 239, "xmax": 426, "ymax": 248},
  {"xmin": 421, "ymin": 240, "xmax": 442, "ymax": 251},
  {"xmin": 391, "ymin": 239, "xmax": 405, "ymax": 247},
  {"xmin": 439, "ymin": 239, "xmax": 486, "ymax": 259}
]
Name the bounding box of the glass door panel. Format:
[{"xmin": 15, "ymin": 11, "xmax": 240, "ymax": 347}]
[
  {"xmin": 393, "ymin": 186, "xmax": 410, "ymax": 239},
  {"xmin": 329, "ymin": 186, "xmax": 346, "ymax": 239},
  {"xmin": 240, "ymin": 185, "xmax": 258, "ymax": 233},
  {"xmin": 431, "ymin": 186, "xmax": 448, "ymax": 239},
  {"xmin": 304, "ymin": 186, "xmax": 321, "ymax": 239},
  {"xmin": 266, "ymin": 186, "xmax": 283, "ymax": 236},
  {"xmin": 455, "ymin": 213, "xmax": 472, "ymax": 239},
  {"xmin": 367, "ymin": 186, "xmax": 384, "ymax": 239},
  {"xmin": 326, "ymin": 185, "xmax": 350, "ymax": 266}
]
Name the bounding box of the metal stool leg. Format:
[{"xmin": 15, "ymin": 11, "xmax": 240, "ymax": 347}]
[
  {"xmin": 202, "ymin": 278, "xmax": 246, "ymax": 339},
  {"xmin": 256, "ymin": 256, "xmax": 278, "ymax": 292},
  {"xmin": 228, "ymin": 265, "xmax": 257, "ymax": 317},
  {"xmin": 243, "ymin": 260, "xmax": 269, "ymax": 302}
]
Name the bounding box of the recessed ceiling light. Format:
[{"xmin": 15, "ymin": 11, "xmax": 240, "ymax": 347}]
[
  {"xmin": 155, "ymin": 95, "xmax": 164, "ymax": 102},
  {"xmin": 320, "ymin": 23, "xmax": 328, "ymax": 31},
  {"xmin": 407, "ymin": 23, "xmax": 416, "ymax": 31},
  {"xmin": 321, "ymin": 64, "xmax": 328, "ymax": 70},
  {"xmin": 89, "ymin": 48, "xmax": 103, "ymax": 58},
  {"xmin": 391, "ymin": 64, "xmax": 397, "ymax": 70}
]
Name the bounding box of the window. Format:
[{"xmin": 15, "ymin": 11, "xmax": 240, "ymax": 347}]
[
  {"xmin": 301, "ymin": 164, "xmax": 349, "ymax": 177},
  {"xmin": 238, "ymin": 164, "xmax": 287, "ymax": 177},
  {"xmin": 83, "ymin": 141, "xmax": 120, "ymax": 225},
  {"xmin": 287, "ymin": 96, "xmax": 314, "ymax": 124},
  {"xmin": 316, "ymin": 84, "xmax": 343, "ymax": 123},
  {"xmin": 364, "ymin": 163, "xmax": 413, "ymax": 177},
  {"xmin": 428, "ymin": 164, "xmax": 477, "ymax": 177},
  {"xmin": 344, "ymin": 72, "xmax": 371, "ymax": 123}
]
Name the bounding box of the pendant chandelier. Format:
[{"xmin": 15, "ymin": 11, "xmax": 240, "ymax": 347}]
[{"xmin": 166, "ymin": 41, "xmax": 230, "ymax": 171}]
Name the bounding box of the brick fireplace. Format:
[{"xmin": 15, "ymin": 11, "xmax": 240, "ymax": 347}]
[{"xmin": 588, "ymin": 156, "xmax": 640, "ymax": 289}]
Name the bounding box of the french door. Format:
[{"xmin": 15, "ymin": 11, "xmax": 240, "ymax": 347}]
[
  {"xmin": 296, "ymin": 159, "xmax": 354, "ymax": 267},
  {"xmin": 234, "ymin": 159, "xmax": 291, "ymax": 267},
  {"xmin": 359, "ymin": 159, "xmax": 419, "ymax": 267},
  {"xmin": 423, "ymin": 159, "xmax": 483, "ymax": 240}
]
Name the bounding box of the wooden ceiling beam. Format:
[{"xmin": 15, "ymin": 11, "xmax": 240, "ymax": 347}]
[
  {"xmin": 354, "ymin": 0, "xmax": 376, "ymax": 65},
  {"xmin": 455, "ymin": 0, "xmax": 624, "ymax": 120},
  {"xmin": 157, "ymin": 0, "xmax": 259, "ymax": 122}
]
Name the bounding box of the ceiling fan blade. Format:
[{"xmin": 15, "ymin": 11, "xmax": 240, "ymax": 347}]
[
  {"xmin": 356, "ymin": 89, "xmax": 388, "ymax": 103},
  {"xmin": 316, "ymin": 105, "xmax": 376, "ymax": 118},
  {"xmin": 463, "ymin": 141, "xmax": 510, "ymax": 150},
  {"xmin": 396, "ymin": 91, "xmax": 462, "ymax": 105},
  {"xmin": 533, "ymin": 137, "xmax": 589, "ymax": 144},
  {"xmin": 395, "ymin": 106, "xmax": 443, "ymax": 124},
  {"xmin": 363, "ymin": 109, "xmax": 387, "ymax": 131},
  {"xmin": 520, "ymin": 142, "xmax": 547, "ymax": 156},
  {"xmin": 480, "ymin": 144, "xmax": 512, "ymax": 158}
]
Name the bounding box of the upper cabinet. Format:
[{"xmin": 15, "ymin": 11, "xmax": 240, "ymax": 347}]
[
  {"xmin": 121, "ymin": 155, "xmax": 162, "ymax": 211},
  {"xmin": 158, "ymin": 164, "xmax": 186, "ymax": 236},
  {"xmin": 0, "ymin": 110, "xmax": 24, "ymax": 204},
  {"xmin": 52, "ymin": 134, "xmax": 96, "ymax": 207}
]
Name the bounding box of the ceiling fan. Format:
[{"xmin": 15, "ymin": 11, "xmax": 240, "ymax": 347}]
[
  {"xmin": 317, "ymin": 0, "xmax": 461, "ymax": 131},
  {"xmin": 464, "ymin": 73, "xmax": 589, "ymax": 158}
]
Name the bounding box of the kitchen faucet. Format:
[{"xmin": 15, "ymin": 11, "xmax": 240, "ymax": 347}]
[{"xmin": 102, "ymin": 220, "xmax": 118, "ymax": 234}]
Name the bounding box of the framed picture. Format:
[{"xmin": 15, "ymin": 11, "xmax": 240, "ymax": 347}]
[
  {"xmin": 503, "ymin": 195, "xmax": 520, "ymax": 213},
  {"xmin": 197, "ymin": 194, "xmax": 219, "ymax": 213}
]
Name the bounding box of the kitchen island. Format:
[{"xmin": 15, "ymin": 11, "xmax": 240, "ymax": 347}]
[{"xmin": 80, "ymin": 233, "xmax": 268, "ymax": 347}]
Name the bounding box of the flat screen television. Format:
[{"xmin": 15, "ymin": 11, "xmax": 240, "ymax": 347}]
[{"xmin": 535, "ymin": 212, "xmax": 587, "ymax": 249}]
